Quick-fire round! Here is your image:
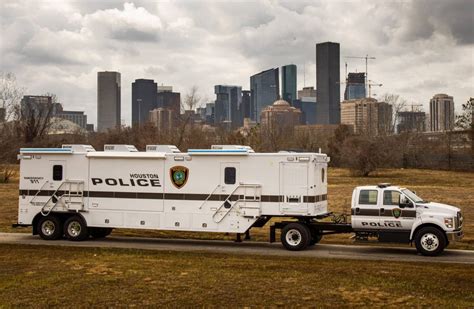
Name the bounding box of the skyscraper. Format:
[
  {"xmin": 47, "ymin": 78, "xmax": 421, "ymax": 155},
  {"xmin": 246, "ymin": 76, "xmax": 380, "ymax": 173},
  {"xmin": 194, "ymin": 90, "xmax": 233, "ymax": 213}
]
[
  {"xmin": 132, "ymin": 79, "xmax": 157, "ymax": 127},
  {"xmin": 429, "ymin": 93, "xmax": 455, "ymax": 131},
  {"xmin": 156, "ymin": 87, "xmax": 181, "ymax": 116},
  {"xmin": 214, "ymin": 85, "xmax": 242, "ymax": 128},
  {"xmin": 344, "ymin": 72, "xmax": 366, "ymax": 100},
  {"xmin": 241, "ymin": 90, "xmax": 251, "ymax": 120},
  {"xmin": 282, "ymin": 64, "xmax": 297, "ymax": 104},
  {"xmin": 341, "ymin": 98, "xmax": 392, "ymax": 135},
  {"xmin": 97, "ymin": 71, "xmax": 121, "ymax": 132},
  {"xmin": 316, "ymin": 42, "xmax": 340, "ymax": 124},
  {"xmin": 250, "ymin": 68, "xmax": 279, "ymax": 122}
]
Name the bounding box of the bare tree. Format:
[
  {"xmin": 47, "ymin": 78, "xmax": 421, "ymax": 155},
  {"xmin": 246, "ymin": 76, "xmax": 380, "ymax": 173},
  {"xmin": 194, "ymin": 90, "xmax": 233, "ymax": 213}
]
[
  {"xmin": 0, "ymin": 72, "xmax": 25, "ymax": 121},
  {"xmin": 175, "ymin": 86, "xmax": 201, "ymax": 149},
  {"xmin": 381, "ymin": 93, "xmax": 407, "ymax": 133}
]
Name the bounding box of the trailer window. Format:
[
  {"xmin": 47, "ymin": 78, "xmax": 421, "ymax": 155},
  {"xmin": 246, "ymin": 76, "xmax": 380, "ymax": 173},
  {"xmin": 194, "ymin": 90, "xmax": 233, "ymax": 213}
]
[
  {"xmin": 321, "ymin": 168, "xmax": 325, "ymax": 183},
  {"xmin": 359, "ymin": 190, "xmax": 378, "ymax": 205},
  {"xmin": 52, "ymin": 165, "xmax": 63, "ymax": 181},
  {"xmin": 383, "ymin": 190, "xmax": 400, "ymax": 206},
  {"xmin": 224, "ymin": 167, "xmax": 236, "ymax": 184}
]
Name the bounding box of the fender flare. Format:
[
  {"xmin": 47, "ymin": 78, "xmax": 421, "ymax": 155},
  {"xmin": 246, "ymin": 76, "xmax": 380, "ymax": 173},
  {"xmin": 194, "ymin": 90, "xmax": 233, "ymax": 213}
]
[
  {"xmin": 31, "ymin": 212, "xmax": 88, "ymax": 235},
  {"xmin": 410, "ymin": 220, "xmax": 447, "ymax": 242}
]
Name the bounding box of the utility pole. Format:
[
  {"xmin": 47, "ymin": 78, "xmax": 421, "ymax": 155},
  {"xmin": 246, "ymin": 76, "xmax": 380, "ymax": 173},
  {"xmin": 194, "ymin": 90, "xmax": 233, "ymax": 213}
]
[{"xmin": 345, "ymin": 54, "xmax": 376, "ymax": 96}]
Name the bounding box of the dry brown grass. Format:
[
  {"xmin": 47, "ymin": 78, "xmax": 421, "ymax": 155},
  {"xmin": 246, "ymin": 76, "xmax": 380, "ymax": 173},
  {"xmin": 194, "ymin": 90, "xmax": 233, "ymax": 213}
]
[
  {"xmin": 1, "ymin": 166, "xmax": 473, "ymax": 249},
  {"xmin": 0, "ymin": 244, "xmax": 472, "ymax": 307}
]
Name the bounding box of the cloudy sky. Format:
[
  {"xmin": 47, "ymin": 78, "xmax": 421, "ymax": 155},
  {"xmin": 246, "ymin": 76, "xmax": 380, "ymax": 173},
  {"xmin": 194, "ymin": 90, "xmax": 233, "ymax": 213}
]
[{"xmin": 1, "ymin": 0, "xmax": 473, "ymax": 125}]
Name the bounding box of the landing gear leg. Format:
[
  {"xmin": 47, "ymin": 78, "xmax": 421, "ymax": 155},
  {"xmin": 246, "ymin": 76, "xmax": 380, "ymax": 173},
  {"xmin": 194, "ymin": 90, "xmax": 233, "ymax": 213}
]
[
  {"xmin": 235, "ymin": 233, "xmax": 242, "ymax": 242},
  {"xmin": 245, "ymin": 230, "xmax": 251, "ymax": 240}
]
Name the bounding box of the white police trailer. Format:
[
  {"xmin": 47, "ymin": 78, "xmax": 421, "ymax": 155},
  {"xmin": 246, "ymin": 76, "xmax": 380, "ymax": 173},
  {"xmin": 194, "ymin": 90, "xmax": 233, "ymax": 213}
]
[
  {"xmin": 15, "ymin": 145, "xmax": 464, "ymax": 255},
  {"xmin": 15, "ymin": 144, "xmax": 329, "ymax": 247}
]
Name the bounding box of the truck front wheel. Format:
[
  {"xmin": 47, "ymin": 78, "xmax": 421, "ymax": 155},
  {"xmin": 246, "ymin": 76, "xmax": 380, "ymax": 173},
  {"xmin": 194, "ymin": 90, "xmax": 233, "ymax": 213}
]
[
  {"xmin": 414, "ymin": 226, "xmax": 447, "ymax": 256},
  {"xmin": 281, "ymin": 223, "xmax": 310, "ymax": 251}
]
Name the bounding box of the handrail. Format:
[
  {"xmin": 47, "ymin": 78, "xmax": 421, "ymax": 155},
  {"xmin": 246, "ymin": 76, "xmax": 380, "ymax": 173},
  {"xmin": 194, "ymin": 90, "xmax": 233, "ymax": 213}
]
[
  {"xmin": 29, "ymin": 181, "xmax": 51, "ymax": 206},
  {"xmin": 212, "ymin": 183, "xmax": 261, "ymax": 223},
  {"xmin": 198, "ymin": 184, "xmax": 221, "ymax": 210},
  {"xmin": 40, "ymin": 180, "xmax": 85, "ymax": 216}
]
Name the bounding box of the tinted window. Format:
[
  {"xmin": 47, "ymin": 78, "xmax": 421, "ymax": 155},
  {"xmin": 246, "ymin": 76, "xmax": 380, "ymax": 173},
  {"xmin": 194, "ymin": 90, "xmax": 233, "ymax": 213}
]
[
  {"xmin": 224, "ymin": 167, "xmax": 236, "ymax": 184},
  {"xmin": 359, "ymin": 190, "xmax": 378, "ymax": 205},
  {"xmin": 53, "ymin": 165, "xmax": 63, "ymax": 181},
  {"xmin": 383, "ymin": 190, "xmax": 400, "ymax": 205}
]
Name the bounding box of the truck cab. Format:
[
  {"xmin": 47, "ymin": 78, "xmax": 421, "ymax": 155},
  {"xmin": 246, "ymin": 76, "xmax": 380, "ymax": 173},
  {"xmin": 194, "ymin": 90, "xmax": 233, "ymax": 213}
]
[{"xmin": 351, "ymin": 183, "xmax": 464, "ymax": 256}]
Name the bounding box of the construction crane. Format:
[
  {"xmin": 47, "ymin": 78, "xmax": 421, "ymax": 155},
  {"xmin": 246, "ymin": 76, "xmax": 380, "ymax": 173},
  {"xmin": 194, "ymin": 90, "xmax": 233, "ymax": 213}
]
[
  {"xmin": 345, "ymin": 54, "xmax": 376, "ymax": 95},
  {"xmin": 367, "ymin": 80, "xmax": 382, "ymax": 98}
]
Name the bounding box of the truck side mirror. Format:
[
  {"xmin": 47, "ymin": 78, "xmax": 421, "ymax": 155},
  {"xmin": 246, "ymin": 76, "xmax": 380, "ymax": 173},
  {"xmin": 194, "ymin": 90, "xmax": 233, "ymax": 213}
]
[{"xmin": 399, "ymin": 195, "xmax": 410, "ymax": 208}]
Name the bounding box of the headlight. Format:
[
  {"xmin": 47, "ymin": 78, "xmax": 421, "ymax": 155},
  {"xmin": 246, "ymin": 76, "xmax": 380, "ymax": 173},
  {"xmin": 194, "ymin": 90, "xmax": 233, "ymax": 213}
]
[{"xmin": 444, "ymin": 217, "xmax": 454, "ymax": 229}]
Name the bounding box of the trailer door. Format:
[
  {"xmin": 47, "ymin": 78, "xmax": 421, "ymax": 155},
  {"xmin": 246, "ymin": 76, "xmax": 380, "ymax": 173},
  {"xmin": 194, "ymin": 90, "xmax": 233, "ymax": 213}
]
[
  {"xmin": 220, "ymin": 162, "xmax": 240, "ymax": 197},
  {"xmin": 279, "ymin": 162, "xmax": 308, "ymax": 214}
]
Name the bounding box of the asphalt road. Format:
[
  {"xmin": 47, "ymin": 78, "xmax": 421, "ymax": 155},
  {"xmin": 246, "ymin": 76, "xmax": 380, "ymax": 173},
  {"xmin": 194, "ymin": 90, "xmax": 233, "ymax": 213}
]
[{"xmin": 1, "ymin": 232, "xmax": 473, "ymax": 264}]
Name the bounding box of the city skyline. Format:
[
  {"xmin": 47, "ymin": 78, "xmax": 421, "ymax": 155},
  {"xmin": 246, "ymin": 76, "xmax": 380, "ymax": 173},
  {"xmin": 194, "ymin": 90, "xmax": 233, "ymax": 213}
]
[{"xmin": 1, "ymin": 0, "xmax": 472, "ymax": 126}]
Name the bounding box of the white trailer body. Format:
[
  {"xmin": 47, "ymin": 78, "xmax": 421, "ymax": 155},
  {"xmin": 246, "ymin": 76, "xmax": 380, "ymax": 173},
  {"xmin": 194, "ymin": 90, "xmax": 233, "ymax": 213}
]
[{"xmin": 17, "ymin": 145, "xmax": 329, "ymax": 236}]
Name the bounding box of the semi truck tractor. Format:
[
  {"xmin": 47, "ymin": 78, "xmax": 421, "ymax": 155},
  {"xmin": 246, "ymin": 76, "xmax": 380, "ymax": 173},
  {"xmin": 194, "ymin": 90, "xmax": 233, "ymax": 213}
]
[{"xmin": 14, "ymin": 144, "xmax": 464, "ymax": 256}]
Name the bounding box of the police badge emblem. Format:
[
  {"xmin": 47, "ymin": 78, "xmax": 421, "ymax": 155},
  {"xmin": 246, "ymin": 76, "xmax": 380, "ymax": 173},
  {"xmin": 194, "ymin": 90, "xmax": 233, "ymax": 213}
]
[
  {"xmin": 392, "ymin": 208, "xmax": 402, "ymax": 219},
  {"xmin": 170, "ymin": 166, "xmax": 189, "ymax": 189}
]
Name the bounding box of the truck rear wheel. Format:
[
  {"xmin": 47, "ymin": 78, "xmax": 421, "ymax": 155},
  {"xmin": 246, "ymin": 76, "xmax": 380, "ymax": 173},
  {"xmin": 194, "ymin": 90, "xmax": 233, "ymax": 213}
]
[
  {"xmin": 414, "ymin": 226, "xmax": 447, "ymax": 256},
  {"xmin": 281, "ymin": 223, "xmax": 310, "ymax": 251},
  {"xmin": 64, "ymin": 216, "xmax": 89, "ymax": 241},
  {"xmin": 37, "ymin": 215, "xmax": 63, "ymax": 240}
]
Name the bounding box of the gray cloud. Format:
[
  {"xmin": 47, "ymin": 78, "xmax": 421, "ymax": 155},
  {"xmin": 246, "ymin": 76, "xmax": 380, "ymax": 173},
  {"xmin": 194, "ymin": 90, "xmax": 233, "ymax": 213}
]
[
  {"xmin": 402, "ymin": 0, "xmax": 474, "ymax": 44},
  {"xmin": 0, "ymin": 0, "xmax": 472, "ymax": 126}
]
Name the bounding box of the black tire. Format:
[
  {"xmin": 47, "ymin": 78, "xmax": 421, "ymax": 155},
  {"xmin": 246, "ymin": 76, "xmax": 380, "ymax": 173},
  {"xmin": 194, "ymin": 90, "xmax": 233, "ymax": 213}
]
[
  {"xmin": 281, "ymin": 223, "xmax": 311, "ymax": 251},
  {"xmin": 37, "ymin": 215, "xmax": 63, "ymax": 240},
  {"xmin": 309, "ymin": 229, "xmax": 323, "ymax": 246},
  {"xmin": 64, "ymin": 216, "xmax": 89, "ymax": 241},
  {"xmin": 89, "ymin": 227, "xmax": 113, "ymax": 239},
  {"xmin": 414, "ymin": 226, "xmax": 447, "ymax": 256}
]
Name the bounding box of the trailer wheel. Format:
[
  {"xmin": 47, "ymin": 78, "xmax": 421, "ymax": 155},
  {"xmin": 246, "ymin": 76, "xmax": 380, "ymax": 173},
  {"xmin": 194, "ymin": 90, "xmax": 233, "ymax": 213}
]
[
  {"xmin": 89, "ymin": 228, "xmax": 113, "ymax": 239},
  {"xmin": 414, "ymin": 226, "xmax": 446, "ymax": 256},
  {"xmin": 64, "ymin": 216, "xmax": 89, "ymax": 241},
  {"xmin": 37, "ymin": 215, "xmax": 63, "ymax": 240},
  {"xmin": 309, "ymin": 230, "xmax": 323, "ymax": 246},
  {"xmin": 281, "ymin": 223, "xmax": 310, "ymax": 251}
]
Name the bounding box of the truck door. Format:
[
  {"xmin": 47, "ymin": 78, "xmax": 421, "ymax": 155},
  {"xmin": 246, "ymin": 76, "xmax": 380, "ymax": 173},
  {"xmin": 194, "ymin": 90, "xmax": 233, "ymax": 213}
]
[
  {"xmin": 352, "ymin": 189, "xmax": 380, "ymax": 230},
  {"xmin": 279, "ymin": 162, "xmax": 308, "ymax": 214},
  {"xmin": 380, "ymin": 190, "xmax": 415, "ymax": 231}
]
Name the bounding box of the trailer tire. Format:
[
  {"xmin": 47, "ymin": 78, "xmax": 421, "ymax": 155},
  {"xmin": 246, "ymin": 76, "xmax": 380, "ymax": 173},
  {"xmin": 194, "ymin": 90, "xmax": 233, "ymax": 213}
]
[
  {"xmin": 281, "ymin": 223, "xmax": 310, "ymax": 251},
  {"xmin": 64, "ymin": 216, "xmax": 89, "ymax": 241},
  {"xmin": 414, "ymin": 226, "xmax": 446, "ymax": 256},
  {"xmin": 309, "ymin": 231, "xmax": 323, "ymax": 246},
  {"xmin": 37, "ymin": 215, "xmax": 63, "ymax": 240},
  {"xmin": 89, "ymin": 228, "xmax": 113, "ymax": 239}
]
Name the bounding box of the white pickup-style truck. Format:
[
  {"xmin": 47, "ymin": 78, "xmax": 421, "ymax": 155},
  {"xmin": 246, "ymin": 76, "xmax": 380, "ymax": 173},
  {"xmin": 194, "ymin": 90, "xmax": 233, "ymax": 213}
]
[{"xmin": 273, "ymin": 183, "xmax": 464, "ymax": 256}]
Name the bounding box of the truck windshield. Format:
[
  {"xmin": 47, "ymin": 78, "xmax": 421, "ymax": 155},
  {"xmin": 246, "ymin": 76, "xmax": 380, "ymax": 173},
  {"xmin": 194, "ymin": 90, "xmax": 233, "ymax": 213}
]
[{"xmin": 402, "ymin": 189, "xmax": 427, "ymax": 203}]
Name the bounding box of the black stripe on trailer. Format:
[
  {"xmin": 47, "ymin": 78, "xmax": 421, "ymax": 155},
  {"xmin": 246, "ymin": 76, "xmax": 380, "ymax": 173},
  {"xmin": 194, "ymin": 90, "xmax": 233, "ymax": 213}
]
[{"xmin": 19, "ymin": 189, "xmax": 328, "ymax": 204}]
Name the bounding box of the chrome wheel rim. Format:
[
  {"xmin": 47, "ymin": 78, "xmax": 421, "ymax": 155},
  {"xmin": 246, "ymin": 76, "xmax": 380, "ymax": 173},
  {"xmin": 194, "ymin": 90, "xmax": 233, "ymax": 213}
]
[
  {"xmin": 420, "ymin": 233, "xmax": 439, "ymax": 251},
  {"xmin": 68, "ymin": 221, "xmax": 82, "ymax": 237},
  {"xmin": 41, "ymin": 220, "xmax": 55, "ymax": 236},
  {"xmin": 286, "ymin": 229, "xmax": 302, "ymax": 246}
]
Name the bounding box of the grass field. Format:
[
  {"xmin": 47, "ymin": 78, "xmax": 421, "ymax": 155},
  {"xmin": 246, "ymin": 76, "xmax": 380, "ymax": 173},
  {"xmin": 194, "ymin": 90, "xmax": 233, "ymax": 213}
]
[
  {"xmin": 1, "ymin": 166, "xmax": 473, "ymax": 249},
  {"xmin": 0, "ymin": 244, "xmax": 473, "ymax": 307}
]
